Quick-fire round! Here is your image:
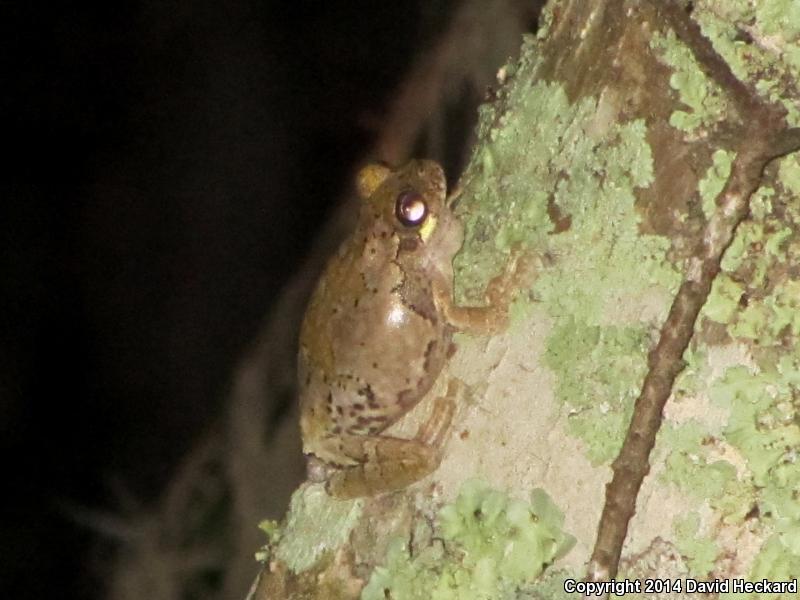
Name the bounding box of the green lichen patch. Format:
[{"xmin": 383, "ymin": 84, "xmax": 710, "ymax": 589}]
[
  {"xmin": 452, "ymin": 70, "xmax": 681, "ymax": 466},
  {"xmin": 649, "ymin": 30, "xmax": 729, "ymax": 133},
  {"xmin": 703, "ymin": 274, "xmax": 745, "ymax": 326},
  {"xmin": 694, "ymin": 1, "xmax": 800, "ymax": 126},
  {"xmin": 673, "ymin": 512, "xmax": 718, "ymax": 577},
  {"xmin": 255, "ymin": 519, "xmax": 282, "ymax": 562},
  {"xmin": 712, "ymin": 362, "xmax": 800, "ymax": 486},
  {"xmin": 718, "ymin": 186, "xmax": 775, "ymax": 274},
  {"xmin": 658, "ymin": 422, "xmax": 737, "ymax": 501},
  {"xmin": 755, "ymin": 0, "xmax": 800, "ymax": 40},
  {"xmin": 659, "ymin": 352, "xmax": 760, "ymax": 525},
  {"xmin": 273, "ymin": 484, "xmax": 363, "ymax": 573},
  {"xmin": 453, "ymin": 80, "xmax": 572, "ymax": 303},
  {"xmin": 708, "ymin": 360, "xmax": 800, "ymax": 567},
  {"xmin": 746, "ymin": 535, "xmax": 800, "ymax": 599},
  {"xmin": 526, "ymin": 568, "xmax": 578, "ymax": 600},
  {"xmin": 544, "ymin": 319, "xmax": 651, "ymax": 463},
  {"xmin": 669, "ymin": 345, "xmax": 711, "ymax": 400},
  {"xmin": 701, "ymin": 169, "xmax": 800, "ymax": 352},
  {"xmin": 730, "ymin": 278, "xmax": 800, "ymax": 344},
  {"xmin": 361, "ymin": 480, "xmax": 575, "ymax": 600},
  {"xmin": 778, "ymin": 153, "xmax": 800, "ymax": 196},
  {"xmin": 660, "ymin": 302, "xmax": 800, "ymax": 569},
  {"xmin": 361, "ymin": 538, "xmax": 440, "ymax": 600},
  {"xmin": 453, "ymin": 79, "xmax": 674, "ymax": 309},
  {"xmin": 698, "ymin": 149, "xmax": 735, "ymax": 219},
  {"xmin": 532, "ymin": 116, "xmax": 675, "ymax": 326},
  {"xmin": 450, "ymin": 70, "xmax": 679, "ymax": 466}
]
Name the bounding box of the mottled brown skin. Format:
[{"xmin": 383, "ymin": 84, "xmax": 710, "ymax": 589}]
[{"xmin": 299, "ymin": 160, "xmax": 526, "ymax": 499}]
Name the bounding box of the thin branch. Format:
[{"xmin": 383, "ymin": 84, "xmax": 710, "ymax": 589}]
[{"xmin": 585, "ymin": 0, "xmax": 800, "ymax": 588}]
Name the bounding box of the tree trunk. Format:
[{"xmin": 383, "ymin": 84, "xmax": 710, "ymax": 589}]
[{"xmin": 252, "ymin": 1, "xmax": 800, "ymax": 597}]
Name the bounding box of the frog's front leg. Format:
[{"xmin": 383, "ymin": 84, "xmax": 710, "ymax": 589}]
[
  {"xmin": 436, "ymin": 247, "xmax": 537, "ymax": 335},
  {"xmin": 326, "ymin": 386, "xmax": 457, "ymax": 499}
]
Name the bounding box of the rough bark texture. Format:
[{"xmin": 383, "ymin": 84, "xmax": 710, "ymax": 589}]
[{"xmin": 254, "ymin": 0, "xmax": 800, "ymax": 597}]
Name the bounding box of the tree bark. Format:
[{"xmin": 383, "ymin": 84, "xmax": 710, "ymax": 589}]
[{"xmin": 253, "ymin": 1, "xmax": 800, "ymax": 597}]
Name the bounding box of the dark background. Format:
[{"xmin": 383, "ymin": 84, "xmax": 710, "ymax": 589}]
[{"xmin": 1, "ymin": 1, "xmax": 463, "ymax": 597}]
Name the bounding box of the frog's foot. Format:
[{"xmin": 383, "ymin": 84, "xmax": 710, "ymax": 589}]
[
  {"xmin": 326, "ymin": 388, "xmax": 457, "ymax": 499},
  {"xmin": 437, "ymin": 245, "xmax": 538, "ymax": 335}
]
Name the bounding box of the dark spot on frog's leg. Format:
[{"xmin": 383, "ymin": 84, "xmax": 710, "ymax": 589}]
[
  {"xmin": 358, "ymin": 384, "xmax": 375, "ymax": 401},
  {"xmin": 337, "ymin": 405, "xmax": 344, "ymax": 416},
  {"xmin": 397, "ymin": 389, "xmax": 415, "ymax": 407},
  {"xmin": 354, "ymin": 415, "xmax": 388, "ymax": 431},
  {"xmin": 423, "ymin": 340, "xmax": 438, "ymax": 371},
  {"xmin": 358, "ymin": 385, "xmax": 381, "ymax": 409},
  {"xmin": 352, "ymin": 403, "xmax": 365, "ymax": 411},
  {"xmin": 332, "ymin": 425, "xmax": 342, "ymax": 434},
  {"xmin": 354, "ymin": 298, "xmax": 360, "ymax": 308}
]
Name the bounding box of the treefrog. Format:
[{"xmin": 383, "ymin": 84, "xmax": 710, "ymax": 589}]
[{"xmin": 298, "ymin": 160, "xmax": 529, "ymax": 499}]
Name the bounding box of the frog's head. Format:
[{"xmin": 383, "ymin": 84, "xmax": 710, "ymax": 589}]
[{"xmin": 355, "ymin": 160, "xmax": 463, "ymax": 268}]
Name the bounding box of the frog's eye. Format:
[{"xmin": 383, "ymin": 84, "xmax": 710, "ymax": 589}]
[{"xmin": 395, "ymin": 190, "xmax": 427, "ymax": 227}]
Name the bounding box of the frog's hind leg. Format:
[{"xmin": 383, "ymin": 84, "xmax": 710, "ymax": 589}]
[
  {"xmin": 414, "ymin": 380, "xmax": 458, "ymax": 446},
  {"xmin": 326, "ymin": 389, "xmax": 456, "ymax": 499}
]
